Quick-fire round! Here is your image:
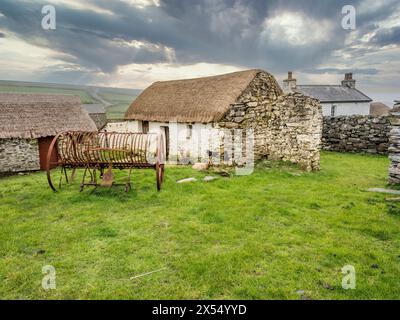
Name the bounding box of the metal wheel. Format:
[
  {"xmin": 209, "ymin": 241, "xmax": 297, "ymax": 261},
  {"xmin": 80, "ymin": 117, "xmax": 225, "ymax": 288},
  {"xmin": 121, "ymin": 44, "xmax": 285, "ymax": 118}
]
[
  {"xmin": 46, "ymin": 134, "xmax": 69, "ymax": 192},
  {"xmin": 160, "ymin": 164, "xmax": 165, "ymax": 183},
  {"xmin": 156, "ymin": 162, "xmax": 164, "ymax": 191}
]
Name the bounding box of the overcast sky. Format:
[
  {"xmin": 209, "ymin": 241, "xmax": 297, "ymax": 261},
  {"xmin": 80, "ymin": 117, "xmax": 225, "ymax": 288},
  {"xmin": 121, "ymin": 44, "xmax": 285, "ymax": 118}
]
[{"xmin": 0, "ymin": 0, "xmax": 399, "ymax": 104}]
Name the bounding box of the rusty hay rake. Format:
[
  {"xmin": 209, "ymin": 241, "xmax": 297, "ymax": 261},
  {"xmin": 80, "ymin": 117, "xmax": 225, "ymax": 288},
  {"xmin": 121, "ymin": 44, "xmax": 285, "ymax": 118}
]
[{"xmin": 46, "ymin": 131, "xmax": 165, "ymax": 193}]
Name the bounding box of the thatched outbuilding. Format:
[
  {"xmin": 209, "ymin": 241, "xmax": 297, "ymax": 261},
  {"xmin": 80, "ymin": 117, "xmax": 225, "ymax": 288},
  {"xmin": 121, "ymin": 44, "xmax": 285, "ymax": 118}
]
[
  {"xmin": 0, "ymin": 93, "xmax": 97, "ymax": 173},
  {"xmin": 107, "ymin": 69, "xmax": 323, "ymax": 171}
]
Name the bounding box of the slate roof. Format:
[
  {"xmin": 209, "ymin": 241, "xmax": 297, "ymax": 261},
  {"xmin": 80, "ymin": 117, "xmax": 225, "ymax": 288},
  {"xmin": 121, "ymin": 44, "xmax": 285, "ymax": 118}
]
[{"xmin": 296, "ymin": 85, "xmax": 372, "ymax": 103}]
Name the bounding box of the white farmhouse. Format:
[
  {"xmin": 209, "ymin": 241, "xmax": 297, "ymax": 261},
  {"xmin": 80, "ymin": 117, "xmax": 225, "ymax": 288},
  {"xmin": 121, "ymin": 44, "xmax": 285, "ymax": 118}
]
[{"xmin": 282, "ymin": 72, "xmax": 372, "ymax": 116}]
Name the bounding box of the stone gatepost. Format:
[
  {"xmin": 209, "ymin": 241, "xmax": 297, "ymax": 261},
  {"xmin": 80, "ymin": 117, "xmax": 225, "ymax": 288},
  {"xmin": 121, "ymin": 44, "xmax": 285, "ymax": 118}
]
[{"xmin": 388, "ymin": 107, "xmax": 400, "ymax": 184}]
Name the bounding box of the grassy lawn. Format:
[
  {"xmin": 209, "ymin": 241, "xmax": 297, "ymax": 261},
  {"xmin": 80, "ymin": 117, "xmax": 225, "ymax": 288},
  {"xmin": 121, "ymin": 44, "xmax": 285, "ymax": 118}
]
[{"xmin": 0, "ymin": 152, "xmax": 399, "ymax": 300}]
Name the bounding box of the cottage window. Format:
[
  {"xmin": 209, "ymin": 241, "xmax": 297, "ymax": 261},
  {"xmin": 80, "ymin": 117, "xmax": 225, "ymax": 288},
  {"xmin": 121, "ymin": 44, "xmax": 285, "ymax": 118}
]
[
  {"xmin": 142, "ymin": 121, "xmax": 149, "ymax": 134},
  {"xmin": 186, "ymin": 125, "xmax": 193, "ymax": 139},
  {"xmin": 331, "ymin": 105, "xmax": 337, "ymax": 117}
]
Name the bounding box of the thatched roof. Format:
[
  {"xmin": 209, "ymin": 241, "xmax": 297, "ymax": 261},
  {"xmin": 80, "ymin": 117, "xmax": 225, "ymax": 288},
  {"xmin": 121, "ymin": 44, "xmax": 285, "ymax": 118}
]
[
  {"xmin": 125, "ymin": 69, "xmax": 271, "ymax": 123},
  {"xmin": 0, "ymin": 93, "xmax": 97, "ymax": 139},
  {"xmin": 370, "ymin": 102, "xmax": 391, "ymax": 116}
]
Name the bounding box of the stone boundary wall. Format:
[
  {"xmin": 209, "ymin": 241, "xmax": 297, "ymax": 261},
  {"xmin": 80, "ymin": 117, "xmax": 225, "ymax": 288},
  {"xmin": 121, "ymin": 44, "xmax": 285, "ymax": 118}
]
[
  {"xmin": 322, "ymin": 116, "xmax": 390, "ymax": 155},
  {"xmin": 0, "ymin": 138, "xmax": 40, "ymax": 173},
  {"xmin": 388, "ymin": 110, "xmax": 400, "ymax": 184}
]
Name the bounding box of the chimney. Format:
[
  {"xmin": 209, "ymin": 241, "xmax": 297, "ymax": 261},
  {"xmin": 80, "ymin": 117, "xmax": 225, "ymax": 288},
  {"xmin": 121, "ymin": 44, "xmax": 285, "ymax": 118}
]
[
  {"xmin": 341, "ymin": 73, "xmax": 356, "ymax": 88},
  {"xmin": 283, "ymin": 71, "xmax": 297, "ymax": 93}
]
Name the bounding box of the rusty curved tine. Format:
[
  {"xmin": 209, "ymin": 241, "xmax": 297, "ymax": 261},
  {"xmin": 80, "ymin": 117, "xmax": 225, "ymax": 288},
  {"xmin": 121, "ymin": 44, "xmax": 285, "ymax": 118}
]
[
  {"xmin": 130, "ymin": 133, "xmax": 136, "ymax": 163},
  {"xmin": 144, "ymin": 134, "xmax": 148, "ymax": 165},
  {"xmin": 123, "ymin": 133, "xmax": 129, "ymax": 163},
  {"xmin": 115, "ymin": 133, "xmax": 121, "ymax": 163},
  {"xmin": 134, "ymin": 134, "xmax": 139, "ymax": 166}
]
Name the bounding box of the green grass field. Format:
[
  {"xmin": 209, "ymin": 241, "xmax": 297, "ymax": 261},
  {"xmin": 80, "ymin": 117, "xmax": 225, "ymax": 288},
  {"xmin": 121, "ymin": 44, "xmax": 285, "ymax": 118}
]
[
  {"xmin": 0, "ymin": 81, "xmax": 139, "ymax": 119},
  {"xmin": 106, "ymin": 103, "xmax": 133, "ymax": 119},
  {"xmin": 98, "ymin": 90, "xmax": 138, "ymax": 119},
  {"xmin": 0, "ymin": 84, "xmax": 95, "ymax": 104},
  {"xmin": 0, "ymin": 152, "xmax": 399, "ymax": 300}
]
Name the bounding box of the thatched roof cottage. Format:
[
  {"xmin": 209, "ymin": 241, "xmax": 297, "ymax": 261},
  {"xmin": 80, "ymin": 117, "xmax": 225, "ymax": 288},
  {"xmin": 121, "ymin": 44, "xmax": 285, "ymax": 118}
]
[
  {"xmin": 106, "ymin": 69, "xmax": 323, "ymax": 171},
  {"xmin": 0, "ymin": 93, "xmax": 97, "ymax": 173}
]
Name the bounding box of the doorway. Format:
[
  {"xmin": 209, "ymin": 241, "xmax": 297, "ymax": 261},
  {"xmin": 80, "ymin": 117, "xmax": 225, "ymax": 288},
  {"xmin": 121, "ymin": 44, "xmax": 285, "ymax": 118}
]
[{"xmin": 160, "ymin": 126, "xmax": 169, "ymax": 161}]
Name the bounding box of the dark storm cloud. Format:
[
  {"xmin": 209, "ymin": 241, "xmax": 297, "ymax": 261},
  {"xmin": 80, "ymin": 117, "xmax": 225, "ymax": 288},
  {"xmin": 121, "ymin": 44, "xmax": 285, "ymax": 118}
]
[
  {"xmin": 157, "ymin": 0, "xmax": 364, "ymax": 71},
  {"xmin": 371, "ymin": 26, "xmax": 400, "ymax": 46},
  {"xmin": 0, "ymin": 32, "xmax": 5, "ymax": 38},
  {"xmin": 0, "ymin": 0, "xmax": 177, "ymax": 72},
  {"xmin": 0, "ymin": 0, "xmax": 398, "ymax": 77}
]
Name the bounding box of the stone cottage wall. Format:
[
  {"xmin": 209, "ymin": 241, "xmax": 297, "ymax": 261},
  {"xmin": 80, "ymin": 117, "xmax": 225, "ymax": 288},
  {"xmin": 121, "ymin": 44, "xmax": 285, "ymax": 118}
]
[
  {"xmin": 219, "ymin": 72, "xmax": 322, "ymax": 171},
  {"xmin": 388, "ymin": 110, "xmax": 400, "ymax": 184},
  {"xmin": 322, "ymin": 116, "xmax": 390, "ymax": 155},
  {"xmin": 0, "ymin": 138, "xmax": 40, "ymax": 173},
  {"xmin": 262, "ymin": 93, "xmax": 322, "ymax": 171}
]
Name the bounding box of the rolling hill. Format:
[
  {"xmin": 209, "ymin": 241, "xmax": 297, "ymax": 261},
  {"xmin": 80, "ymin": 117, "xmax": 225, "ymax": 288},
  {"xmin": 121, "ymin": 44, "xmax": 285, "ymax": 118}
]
[{"xmin": 0, "ymin": 80, "xmax": 141, "ymax": 119}]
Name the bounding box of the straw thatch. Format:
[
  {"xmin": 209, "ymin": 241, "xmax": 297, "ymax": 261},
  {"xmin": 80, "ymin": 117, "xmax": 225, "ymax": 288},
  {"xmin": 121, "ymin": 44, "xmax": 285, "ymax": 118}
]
[
  {"xmin": 125, "ymin": 69, "xmax": 268, "ymax": 123},
  {"xmin": 0, "ymin": 93, "xmax": 97, "ymax": 139}
]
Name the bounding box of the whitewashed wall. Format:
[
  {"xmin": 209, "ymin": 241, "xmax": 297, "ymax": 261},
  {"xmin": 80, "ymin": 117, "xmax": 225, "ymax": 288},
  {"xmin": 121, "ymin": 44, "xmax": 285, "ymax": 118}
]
[
  {"xmin": 104, "ymin": 120, "xmax": 223, "ymax": 164},
  {"xmin": 321, "ymin": 102, "xmax": 370, "ymax": 116},
  {"xmin": 105, "ymin": 121, "xmax": 141, "ymax": 132}
]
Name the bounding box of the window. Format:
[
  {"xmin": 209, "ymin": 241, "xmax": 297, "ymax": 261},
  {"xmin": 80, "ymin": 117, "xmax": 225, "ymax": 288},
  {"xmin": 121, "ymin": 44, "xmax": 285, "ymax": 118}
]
[
  {"xmin": 142, "ymin": 121, "xmax": 149, "ymax": 134},
  {"xmin": 331, "ymin": 105, "xmax": 337, "ymax": 117},
  {"xmin": 186, "ymin": 124, "xmax": 193, "ymax": 139}
]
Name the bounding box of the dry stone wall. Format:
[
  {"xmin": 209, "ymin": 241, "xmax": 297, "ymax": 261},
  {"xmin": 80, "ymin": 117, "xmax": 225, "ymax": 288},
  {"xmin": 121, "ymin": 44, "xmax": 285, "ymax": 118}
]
[
  {"xmin": 0, "ymin": 138, "xmax": 40, "ymax": 173},
  {"xmin": 322, "ymin": 116, "xmax": 390, "ymax": 155},
  {"xmin": 388, "ymin": 109, "xmax": 400, "ymax": 184},
  {"xmin": 219, "ymin": 72, "xmax": 323, "ymax": 171}
]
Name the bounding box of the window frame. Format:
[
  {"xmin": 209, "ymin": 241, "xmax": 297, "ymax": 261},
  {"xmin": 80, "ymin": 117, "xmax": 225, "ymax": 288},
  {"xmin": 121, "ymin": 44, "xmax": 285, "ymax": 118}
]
[
  {"xmin": 186, "ymin": 124, "xmax": 193, "ymax": 140},
  {"xmin": 331, "ymin": 105, "xmax": 337, "ymax": 117},
  {"xmin": 142, "ymin": 121, "xmax": 149, "ymax": 134}
]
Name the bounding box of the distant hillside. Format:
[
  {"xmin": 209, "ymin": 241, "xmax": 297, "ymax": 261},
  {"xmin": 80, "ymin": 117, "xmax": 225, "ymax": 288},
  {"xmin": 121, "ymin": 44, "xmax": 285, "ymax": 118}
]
[{"xmin": 0, "ymin": 80, "xmax": 141, "ymax": 119}]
